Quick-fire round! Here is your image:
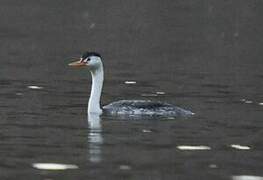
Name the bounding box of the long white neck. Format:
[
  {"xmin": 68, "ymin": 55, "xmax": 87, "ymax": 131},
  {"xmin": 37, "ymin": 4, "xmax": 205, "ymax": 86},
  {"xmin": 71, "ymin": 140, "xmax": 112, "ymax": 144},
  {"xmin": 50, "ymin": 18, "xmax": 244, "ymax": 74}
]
[{"xmin": 88, "ymin": 65, "xmax": 104, "ymax": 115}]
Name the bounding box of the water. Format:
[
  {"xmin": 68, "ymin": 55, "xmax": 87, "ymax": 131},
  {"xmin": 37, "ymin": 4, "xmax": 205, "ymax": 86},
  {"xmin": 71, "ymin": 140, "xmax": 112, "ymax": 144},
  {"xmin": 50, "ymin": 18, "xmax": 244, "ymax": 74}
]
[{"xmin": 1, "ymin": 0, "xmax": 263, "ymax": 179}]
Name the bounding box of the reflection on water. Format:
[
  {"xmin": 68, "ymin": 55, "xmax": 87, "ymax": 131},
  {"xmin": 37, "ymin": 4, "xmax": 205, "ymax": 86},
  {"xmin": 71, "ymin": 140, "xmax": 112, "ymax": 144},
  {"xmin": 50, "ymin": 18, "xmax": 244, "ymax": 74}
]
[
  {"xmin": 87, "ymin": 113, "xmax": 103, "ymax": 163},
  {"xmin": 230, "ymin": 144, "xmax": 251, "ymax": 150},
  {"xmin": 119, "ymin": 165, "xmax": 131, "ymax": 171},
  {"xmin": 27, "ymin": 85, "xmax": 43, "ymax": 90},
  {"xmin": 142, "ymin": 129, "xmax": 152, "ymax": 133},
  {"xmin": 141, "ymin": 93, "xmax": 158, "ymax": 97},
  {"xmin": 177, "ymin": 145, "xmax": 211, "ymax": 151},
  {"xmin": 232, "ymin": 176, "xmax": 263, "ymax": 180},
  {"xmin": 124, "ymin": 81, "xmax": 136, "ymax": 84},
  {"xmin": 208, "ymin": 164, "xmax": 218, "ymax": 169},
  {"xmin": 32, "ymin": 163, "xmax": 78, "ymax": 170},
  {"xmin": 156, "ymin": 91, "xmax": 166, "ymax": 95}
]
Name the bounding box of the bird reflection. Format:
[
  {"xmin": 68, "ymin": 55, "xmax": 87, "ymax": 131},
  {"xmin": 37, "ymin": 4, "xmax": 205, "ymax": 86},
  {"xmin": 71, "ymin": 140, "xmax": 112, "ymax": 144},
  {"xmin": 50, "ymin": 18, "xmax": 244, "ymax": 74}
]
[{"xmin": 87, "ymin": 113, "xmax": 103, "ymax": 163}]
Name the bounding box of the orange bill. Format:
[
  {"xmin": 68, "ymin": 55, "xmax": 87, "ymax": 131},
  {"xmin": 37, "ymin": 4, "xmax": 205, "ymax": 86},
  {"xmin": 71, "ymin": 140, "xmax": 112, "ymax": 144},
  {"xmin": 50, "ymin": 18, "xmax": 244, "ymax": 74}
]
[{"xmin": 68, "ymin": 60, "xmax": 86, "ymax": 67}]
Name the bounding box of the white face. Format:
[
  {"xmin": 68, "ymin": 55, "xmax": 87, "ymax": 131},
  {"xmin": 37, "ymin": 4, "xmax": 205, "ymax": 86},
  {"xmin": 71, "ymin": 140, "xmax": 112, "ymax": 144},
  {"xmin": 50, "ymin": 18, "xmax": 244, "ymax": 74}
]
[{"xmin": 82, "ymin": 56, "xmax": 102, "ymax": 70}]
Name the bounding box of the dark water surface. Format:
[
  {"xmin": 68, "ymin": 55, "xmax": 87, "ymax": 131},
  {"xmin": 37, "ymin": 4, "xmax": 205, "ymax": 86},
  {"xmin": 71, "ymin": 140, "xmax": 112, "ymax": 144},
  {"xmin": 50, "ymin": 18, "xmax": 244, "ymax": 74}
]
[{"xmin": 1, "ymin": 0, "xmax": 263, "ymax": 179}]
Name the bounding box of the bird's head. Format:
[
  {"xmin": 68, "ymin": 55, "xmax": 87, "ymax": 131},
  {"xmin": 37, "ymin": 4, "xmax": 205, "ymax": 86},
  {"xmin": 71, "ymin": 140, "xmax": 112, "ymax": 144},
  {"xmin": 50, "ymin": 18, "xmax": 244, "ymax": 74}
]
[{"xmin": 68, "ymin": 51, "xmax": 102, "ymax": 70}]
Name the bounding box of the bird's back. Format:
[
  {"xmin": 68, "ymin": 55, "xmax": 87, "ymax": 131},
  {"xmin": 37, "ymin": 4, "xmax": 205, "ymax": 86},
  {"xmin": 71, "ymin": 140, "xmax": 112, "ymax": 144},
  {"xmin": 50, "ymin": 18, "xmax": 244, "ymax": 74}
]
[{"xmin": 103, "ymin": 100, "xmax": 193, "ymax": 117}]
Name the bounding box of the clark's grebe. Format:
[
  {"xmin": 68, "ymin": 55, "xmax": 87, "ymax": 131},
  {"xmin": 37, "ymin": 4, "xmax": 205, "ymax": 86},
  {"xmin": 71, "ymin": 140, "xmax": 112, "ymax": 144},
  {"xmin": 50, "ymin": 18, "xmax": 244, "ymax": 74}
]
[{"xmin": 69, "ymin": 51, "xmax": 194, "ymax": 117}]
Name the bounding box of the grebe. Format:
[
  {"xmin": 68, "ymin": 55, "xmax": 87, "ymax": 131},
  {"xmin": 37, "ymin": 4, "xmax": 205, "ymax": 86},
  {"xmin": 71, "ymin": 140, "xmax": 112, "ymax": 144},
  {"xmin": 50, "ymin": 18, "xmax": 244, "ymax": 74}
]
[{"xmin": 69, "ymin": 51, "xmax": 194, "ymax": 117}]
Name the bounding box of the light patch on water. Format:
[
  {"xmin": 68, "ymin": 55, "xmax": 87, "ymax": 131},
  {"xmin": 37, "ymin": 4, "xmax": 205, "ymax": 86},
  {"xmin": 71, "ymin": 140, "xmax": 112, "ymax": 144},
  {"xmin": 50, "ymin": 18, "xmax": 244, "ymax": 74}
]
[
  {"xmin": 90, "ymin": 23, "xmax": 95, "ymax": 29},
  {"xmin": 32, "ymin": 163, "xmax": 78, "ymax": 170},
  {"xmin": 230, "ymin": 144, "xmax": 251, "ymax": 150},
  {"xmin": 177, "ymin": 145, "xmax": 211, "ymax": 150},
  {"xmin": 240, "ymin": 99, "xmax": 253, "ymax": 104},
  {"xmin": 245, "ymin": 100, "xmax": 253, "ymax": 104},
  {"xmin": 27, "ymin": 85, "xmax": 43, "ymax": 90},
  {"xmin": 167, "ymin": 117, "xmax": 175, "ymax": 120},
  {"xmin": 209, "ymin": 164, "xmax": 218, "ymax": 168},
  {"xmin": 142, "ymin": 129, "xmax": 152, "ymax": 133},
  {"xmin": 119, "ymin": 165, "xmax": 131, "ymax": 170},
  {"xmin": 156, "ymin": 91, "xmax": 165, "ymax": 95},
  {"xmin": 15, "ymin": 92, "xmax": 23, "ymax": 96},
  {"xmin": 124, "ymin": 81, "xmax": 136, "ymax": 84},
  {"xmin": 141, "ymin": 93, "xmax": 158, "ymax": 97},
  {"xmin": 258, "ymin": 102, "xmax": 263, "ymax": 106},
  {"xmin": 232, "ymin": 175, "xmax": 263, "ymax": 180},
  {"xmin": 83, "ymin": 12, "xmax": 89, "ymax": 18},
  {"xmin": 234, "ymin": 32, "xmax": 239, "ymax": 37}
]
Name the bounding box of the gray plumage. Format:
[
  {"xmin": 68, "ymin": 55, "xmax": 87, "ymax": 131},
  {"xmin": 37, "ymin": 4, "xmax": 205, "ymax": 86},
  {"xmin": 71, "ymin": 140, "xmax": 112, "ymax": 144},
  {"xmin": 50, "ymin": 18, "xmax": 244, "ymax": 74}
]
[{"xmin": 103, "ymin": 100, "xmax": 194, "ymax": 117}]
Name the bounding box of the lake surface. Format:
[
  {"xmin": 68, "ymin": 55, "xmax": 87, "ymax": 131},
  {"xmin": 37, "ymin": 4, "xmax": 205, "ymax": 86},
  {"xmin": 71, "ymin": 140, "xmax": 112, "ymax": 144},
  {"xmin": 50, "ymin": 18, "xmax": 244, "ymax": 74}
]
[{"xmin": 0, "ymin": 0, "xmax": 263, "ymax": 179}]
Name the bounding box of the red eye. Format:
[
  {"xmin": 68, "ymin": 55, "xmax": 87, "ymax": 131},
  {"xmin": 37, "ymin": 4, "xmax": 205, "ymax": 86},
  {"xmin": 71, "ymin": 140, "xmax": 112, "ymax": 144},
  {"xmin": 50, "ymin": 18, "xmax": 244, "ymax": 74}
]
[{"xmin": 81, "ymin": 58, "xmax": 90, "ymax": 63}]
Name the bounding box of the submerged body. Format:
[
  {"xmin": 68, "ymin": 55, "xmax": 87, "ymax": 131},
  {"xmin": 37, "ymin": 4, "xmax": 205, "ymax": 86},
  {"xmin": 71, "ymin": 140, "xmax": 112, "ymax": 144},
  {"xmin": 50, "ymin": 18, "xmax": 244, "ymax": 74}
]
[
  {"xmin": 69, "ymin": 51, "xmax": 194, "ymax": 117},
  {"xmin": 103, "ymin": 100, "xmax": 194, "ymax": 117}
]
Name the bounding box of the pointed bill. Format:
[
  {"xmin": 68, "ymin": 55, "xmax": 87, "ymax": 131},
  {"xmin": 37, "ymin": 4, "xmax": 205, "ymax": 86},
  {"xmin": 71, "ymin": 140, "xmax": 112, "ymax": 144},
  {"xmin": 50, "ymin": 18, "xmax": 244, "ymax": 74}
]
[{"xmin": 68, "ymin": 60, "xmax": 86, "ymax": 67}]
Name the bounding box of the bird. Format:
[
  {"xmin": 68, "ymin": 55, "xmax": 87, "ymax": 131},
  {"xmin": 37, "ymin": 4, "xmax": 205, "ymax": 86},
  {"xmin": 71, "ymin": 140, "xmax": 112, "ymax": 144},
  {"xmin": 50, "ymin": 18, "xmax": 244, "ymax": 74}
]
[{"xmin": 68, "ymin": 51, "xmax": 194, "ymax": 117}]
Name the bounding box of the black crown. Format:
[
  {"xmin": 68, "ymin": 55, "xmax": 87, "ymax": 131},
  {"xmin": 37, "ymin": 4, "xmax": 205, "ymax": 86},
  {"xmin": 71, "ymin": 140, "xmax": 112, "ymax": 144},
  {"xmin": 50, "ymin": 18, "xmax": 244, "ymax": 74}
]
[{"xmin": 81, "ymin": 51, "xmax": 102, "ymax": 59}]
